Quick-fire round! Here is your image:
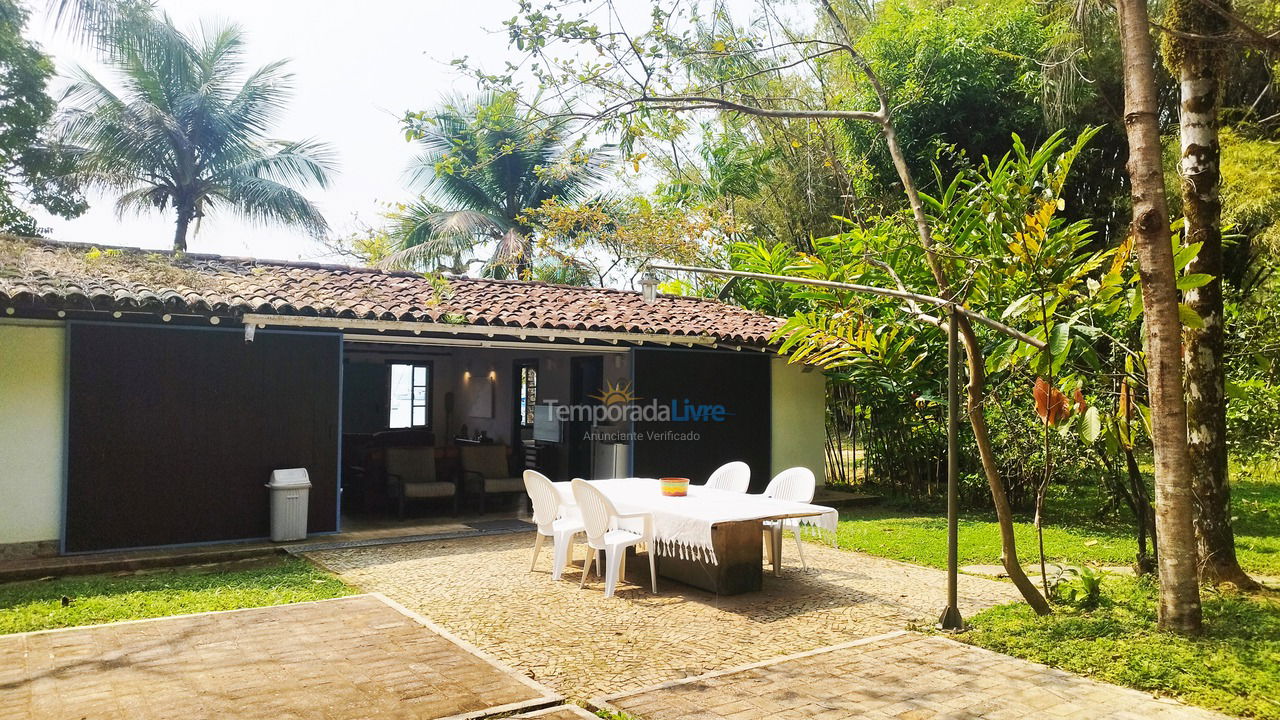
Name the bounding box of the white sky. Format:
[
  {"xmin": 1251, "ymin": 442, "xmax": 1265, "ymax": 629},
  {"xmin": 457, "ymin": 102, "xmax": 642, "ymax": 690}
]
[
  {"xmin": 27, "ymin": 0, "xmax": 542, "ymax": 262},
  {"xmin": 26, "ymin": 0, "xmax": 794, "ymax": 265}
]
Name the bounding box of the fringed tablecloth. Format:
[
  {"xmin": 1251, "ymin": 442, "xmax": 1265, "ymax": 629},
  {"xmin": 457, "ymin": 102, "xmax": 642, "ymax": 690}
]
[{"xmin": 555, "ymin": 478, "xmax": 838, "ymax": 565}]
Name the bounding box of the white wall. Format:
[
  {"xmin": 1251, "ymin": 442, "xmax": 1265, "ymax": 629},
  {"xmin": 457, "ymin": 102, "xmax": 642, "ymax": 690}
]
[
  {"xmin": 770, "ymin": 357, "xmax": 827, "ymax": 483},
  {"xmin": 0, "ymin": 322, "xmax": 65, "ymax": 544}
]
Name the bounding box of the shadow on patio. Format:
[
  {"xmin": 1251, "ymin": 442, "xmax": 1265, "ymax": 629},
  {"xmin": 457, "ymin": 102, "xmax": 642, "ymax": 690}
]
[{"xmin": 307, "ymin": 532, "xmax": 1022, "ymax": 699}]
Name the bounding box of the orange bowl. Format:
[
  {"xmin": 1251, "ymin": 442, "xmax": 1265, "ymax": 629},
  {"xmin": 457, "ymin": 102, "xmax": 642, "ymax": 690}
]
[{"xmin": 660, "ymin": 477, "xmax": 690, "ymax": 497}]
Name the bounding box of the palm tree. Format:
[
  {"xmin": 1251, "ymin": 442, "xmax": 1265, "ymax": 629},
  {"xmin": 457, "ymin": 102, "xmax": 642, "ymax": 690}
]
[
  {"xmin": 58, "ymin": 13, "xmax": 336, "ymax": 251},
  {"xmin": 382, "ymin": 92, "xmax": 610, "ymax": 277}
]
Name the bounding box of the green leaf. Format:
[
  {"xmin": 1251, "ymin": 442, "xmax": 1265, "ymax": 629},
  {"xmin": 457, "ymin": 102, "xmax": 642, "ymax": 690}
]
[
  {"xmin": 1173, "ymin": 242, "xmax": 1202, "ymax": 272},
  {"xmin": 1049, "ymin": 322, "xmax": 1071, "ymax": 357},
  {"xmin": 1103, "ymin": 423, "xmax": 1120, "ymax": 456},
  {"xmin": 1178, "ymin": 303, "xmax": 1205, "ymax": 329},
  {"xmin": 1176, "ymin": 273, "xmax": 1214, "ymax": 291},
  {"xmin": 1081, "ymin": 406, "xmax": 1101, "ymax": 444},
  {"xmin": 1001, "ymin": 294, "xmax": 1036, "ymax": 319},
  {"xmin": 1127, "ymin": 288, "xmax": 1144, "ymax": 322}
]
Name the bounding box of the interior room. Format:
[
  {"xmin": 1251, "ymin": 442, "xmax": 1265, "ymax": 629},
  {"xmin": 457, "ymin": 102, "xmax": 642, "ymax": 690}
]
[{"xmin": 340, "ymin": 338, "xmax": 633, "ymax": 525}]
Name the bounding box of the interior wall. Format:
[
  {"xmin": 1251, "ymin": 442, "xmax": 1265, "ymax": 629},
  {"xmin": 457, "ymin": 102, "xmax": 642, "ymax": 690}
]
[
  {"xmin": 770, "ymin": 358, "xmax": 827, "ymax": 484},
  {"xmin": 0, "ymin": 322, "xmax": 65, "ymax": 545},
  {"xmin": 342, "ymin": 340, "xmax": 629, "ymax": 452},
  {"xmin": 444, "ymin": 347, "xmax": 629, "ymax": 446}
]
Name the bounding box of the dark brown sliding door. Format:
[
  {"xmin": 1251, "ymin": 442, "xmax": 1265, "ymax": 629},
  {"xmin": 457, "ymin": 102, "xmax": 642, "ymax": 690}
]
[
  {"xmin": 631, "ymin": 349, "xmax": 771, "ymax": 492},
  {"xmin": 65, "ymin": 323, "xmax": 340, "ymax": 552}
]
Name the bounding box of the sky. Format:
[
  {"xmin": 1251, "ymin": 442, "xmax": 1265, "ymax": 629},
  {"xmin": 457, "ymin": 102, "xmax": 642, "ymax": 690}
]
[{"xmin": 26, "ymin": 0, "xmax": 542, "ymax": 263}]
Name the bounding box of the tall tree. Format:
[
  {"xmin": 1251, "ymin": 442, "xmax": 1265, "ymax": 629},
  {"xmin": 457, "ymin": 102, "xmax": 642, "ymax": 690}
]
[
  {"xmin": 1115, "ymin": 0, "xmax": 1203, "ymax": 634},
  {"xmin": 492, "ymin": 0, "xmax": 1059, "ymax": 613},
  {"xmin": 1164, "ymin": 0, "xmax": 1261, "ymax": 590},
  {"xmin": 382, "ymin": 93, "xmax": 610, "ymax": 277},
  {"xmin": 58, "ymin": 13, "xmax": 335, "ymax": 251},
  {"xmin": 0, "ymin": 0, "xmax": 85, "ymax": 234}
]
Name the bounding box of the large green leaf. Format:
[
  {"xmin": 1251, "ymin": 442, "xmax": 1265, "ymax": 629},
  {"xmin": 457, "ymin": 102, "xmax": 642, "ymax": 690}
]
[
  {"xmin": 1173, "ymin": 242, "xmax": 1202, "ymax": 272},
  {"xmin": 1178, "ymin": 303, "xmax": 1205, "ymax": 329},
  {"xmin": 1176, "ymin": 273, "xmax": 1214, "ymax": 291},
  {"xmin": 1049, "ymin": 321, "xmax": 1071, "ymax": 357},
  {"xmin": 1001, "ymin": 293, "xmax": 1036, "ymax": 319},
  {"xmin": 1080, "ymin": 406, "xmax": 1101, "ymax": 444}
]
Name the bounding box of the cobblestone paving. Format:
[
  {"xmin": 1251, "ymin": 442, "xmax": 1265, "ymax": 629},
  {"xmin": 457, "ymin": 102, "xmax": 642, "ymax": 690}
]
[
  {"xmin": 308, "ymin": 533, "xmax": 1022, "ymax": 699},
  {"xmin": 597, "ymin": 631, "xmax": 1226, "ymax": 719},
  {"xmin": 0, "ymin": 594, "xmax": 559, "ymax": 720}
]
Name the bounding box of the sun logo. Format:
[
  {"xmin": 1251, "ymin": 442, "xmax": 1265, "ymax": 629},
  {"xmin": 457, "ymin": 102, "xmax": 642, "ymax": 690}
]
[{"xmin": 592, "ymin": 380, "xmax": 639, "ymax": 406}]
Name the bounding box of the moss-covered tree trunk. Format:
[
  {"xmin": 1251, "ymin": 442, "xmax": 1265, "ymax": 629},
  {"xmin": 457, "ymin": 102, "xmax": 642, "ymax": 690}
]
[
  {"xmin": 1116, "ymin": 0, "xmax": 1203, "ymax": 634},
  {"xmin": 1165, "ymin": 0, "xmax": 1261, "ymax": 591}
]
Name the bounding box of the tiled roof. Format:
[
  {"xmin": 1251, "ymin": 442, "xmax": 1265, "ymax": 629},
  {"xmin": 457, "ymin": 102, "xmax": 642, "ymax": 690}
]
[{"xmin": 0, "ymin": 237, "xmax": 782, "ymax": 346}]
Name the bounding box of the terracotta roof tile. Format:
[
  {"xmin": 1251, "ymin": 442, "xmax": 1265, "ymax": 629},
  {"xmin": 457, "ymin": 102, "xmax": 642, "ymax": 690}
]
[{"xmin": 0, "ymin": 237, "xmax": 782, "ymax": 346}]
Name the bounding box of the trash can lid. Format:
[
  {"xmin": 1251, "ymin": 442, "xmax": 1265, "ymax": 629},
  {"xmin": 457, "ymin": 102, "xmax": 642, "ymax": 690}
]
[{"xmin": 267, "ymin": 468, "xmax": 312, "ymax": 488}]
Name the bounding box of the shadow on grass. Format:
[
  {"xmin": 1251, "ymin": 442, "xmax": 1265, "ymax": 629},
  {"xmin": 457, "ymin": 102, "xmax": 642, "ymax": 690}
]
[
  {"xmin": 0, "ymin": 557, "xmax": 353, "ymax": 634},
  {"xmin": 959, "ymin": 577, "xmax": 1280, "ymax": 720}
]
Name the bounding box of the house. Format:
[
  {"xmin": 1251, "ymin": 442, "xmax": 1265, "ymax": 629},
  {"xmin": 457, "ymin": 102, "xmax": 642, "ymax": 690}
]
[{"xmin": 0, "ymin": 237, "xmax": 825, "ymax": 556}]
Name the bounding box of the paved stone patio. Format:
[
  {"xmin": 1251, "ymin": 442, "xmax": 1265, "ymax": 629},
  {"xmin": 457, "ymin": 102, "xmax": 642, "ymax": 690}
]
[
  {"xmin": 0, "ymin": 594, "xmax": 560, "ymax": 720},
  {"xmin": 595, "ymin": 631, "xmax": 1225, "ymax": 719},
  {"xmin": 307, "ymin": 532, "xmax": 1022, "ymax": 699}
]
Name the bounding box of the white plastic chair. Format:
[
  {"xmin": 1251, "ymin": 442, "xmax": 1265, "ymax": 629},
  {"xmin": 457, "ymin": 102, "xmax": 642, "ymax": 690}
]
[
  {"xmin": 761, "ymin": 467, "xmax": 817, "ymax": 575},
  {"xmin": 571, "ymin": 478, "xmax": 657, "ymax": 598},
  {"xmin": 704, "ymin": 461, "xmax": 751, "ymax": 493},
  {"xmin": 524, "ymin": 470, "xmax": 584, "ymax": 581}
]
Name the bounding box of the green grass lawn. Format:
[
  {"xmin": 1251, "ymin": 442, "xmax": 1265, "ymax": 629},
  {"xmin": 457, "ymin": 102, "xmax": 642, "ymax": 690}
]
[
  {"xmin": 959, "ymin": 578, "xmax": 1280, "ymax": 719},
  {"xmin": 836, "ymin": 455, "xmax": 1279, "ymax": 577},
  {"xmin": 0, "ymin": 557, "xmax": 354, "ymax": 634},
  {"xmin": 836, "ymin": 454, "xmax": 1280, "ymax": 719}
]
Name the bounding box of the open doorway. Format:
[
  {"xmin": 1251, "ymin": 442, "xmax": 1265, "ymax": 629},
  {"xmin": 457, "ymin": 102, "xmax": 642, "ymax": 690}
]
[
  {"xmin": 567, "ymin": 355, "xmax": 603, "ymax": 479},
  {"xmin": 340, "ymin": 340, "xmax": 632, "ymax": 531}
]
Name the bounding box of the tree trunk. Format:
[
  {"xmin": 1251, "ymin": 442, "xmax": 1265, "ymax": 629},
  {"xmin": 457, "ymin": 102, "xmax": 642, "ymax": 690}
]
[
  {"xmin": 958, "ymin": 317, "xmax": 1054, "ymax": 615},
  {"xmin": 882, "ymin": 83, "xmax": 1053, "ymax": 615},
  {"xmin": 173, "ymin": 205, "xmax": 192, "ymax": 252},
  {"xmin": 828, "ymin": 0, "xmax": 1053, "ymax": 613},
  {"xmin": 1167, "ymin": 0, "xmax": 1261, "ymax": 591},
  {"xmin": 1123, "ymin": 444, "xmax": 1159, "ymax": 574},
  {"xmin": 1116, "ymin": 0, "xmax": 1203, "ymax": 634}
]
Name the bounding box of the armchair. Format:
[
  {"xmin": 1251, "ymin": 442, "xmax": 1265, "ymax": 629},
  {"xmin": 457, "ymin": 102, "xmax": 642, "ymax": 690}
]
[
  {"xmin": 385, "ymin": 447, "xmax": 458, "ymax": 517},
  {"xmin": 459, "ymin": 444, "xmax": 524, "ymax": 514}
]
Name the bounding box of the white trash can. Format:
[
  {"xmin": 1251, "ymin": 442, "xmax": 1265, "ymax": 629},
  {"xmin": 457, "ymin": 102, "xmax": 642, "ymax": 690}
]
[{"xmin": 266, "ymin": 468, "xmax": 311, "ymax": 542}]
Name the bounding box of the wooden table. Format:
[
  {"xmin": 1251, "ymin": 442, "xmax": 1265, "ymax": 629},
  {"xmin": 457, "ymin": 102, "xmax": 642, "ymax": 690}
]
[{"xmin": 654, "ymin": 519, "xmax": 764, "ymax": 595}]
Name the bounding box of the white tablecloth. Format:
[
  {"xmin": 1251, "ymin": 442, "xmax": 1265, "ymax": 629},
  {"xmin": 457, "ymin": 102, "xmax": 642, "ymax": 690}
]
[{"xmin": 555, "ymin": 478, "xmax": 838, "ymax": 564}]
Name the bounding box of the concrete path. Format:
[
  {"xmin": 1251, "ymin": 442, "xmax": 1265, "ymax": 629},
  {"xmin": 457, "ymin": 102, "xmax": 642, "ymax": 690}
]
[
  {"xmin": 0, "ymin": 594, "xmax": 560, "ymax": 720},
  {"xmin": 308, "ymin": 532, "xmax": 1022, "ymax": 699},
  {"xmin": 595, "ymin": 631, "xmax": 1226, "ymax": 720}
]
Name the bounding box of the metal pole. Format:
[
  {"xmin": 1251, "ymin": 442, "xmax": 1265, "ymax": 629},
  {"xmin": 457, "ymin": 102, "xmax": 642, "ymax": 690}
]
[
  {"xmin": 642, "ymin": 263, "xmax": 1042, "ymax": 628},
  {"xmin": 647, "ymin": 263, "xmax": 1046, "ymax": 351},
  {"xmin": 938, "ymin": 305, "xmax": 965, "ymax": 630}
]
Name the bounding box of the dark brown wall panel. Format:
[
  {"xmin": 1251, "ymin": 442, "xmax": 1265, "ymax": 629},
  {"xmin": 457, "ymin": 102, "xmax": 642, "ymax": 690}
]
[
  {"xmin": 65, "ymin": 323, "xmax": 340, "ymax": 552},
  {"xmin": 631, "ymin": 349, "xmax": 771, "ymax": 492}
]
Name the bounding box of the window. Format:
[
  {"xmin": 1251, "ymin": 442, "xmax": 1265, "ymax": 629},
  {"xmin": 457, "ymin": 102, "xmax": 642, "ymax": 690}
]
[
  {"xmin": 389, "ymin": 363, "xmax": 431, "ymax": 428},
  {"xmin": 517, "ymin": 362, "xmax": 538, "ymax": 427}
]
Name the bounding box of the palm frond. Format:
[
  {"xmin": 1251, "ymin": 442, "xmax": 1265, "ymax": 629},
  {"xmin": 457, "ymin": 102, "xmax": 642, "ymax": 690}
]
[
  {"xmin": 221, "ymin": 175, "xmax": 329, "ymax": 237},
  {"xmin": 394, "ymin": 91, "xmax": 610, "ymax": 273},
  {"xmin": 113, "ymin": 184, "xmax": 174, "ymax": 217},
  {"xmin": 47, "ymin": 0, "xmax": 155, "ymax": 46},
  {"xmin": 228, "ymin": 138, "xmax": 337, "ymax": 188},
  {"xmin": 55, "ymin": 10, "xmax": 331, "ymax": 249},
  {"xmin": 484, "ymin": 228, "xmax": 530, "ymax": 278}
]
